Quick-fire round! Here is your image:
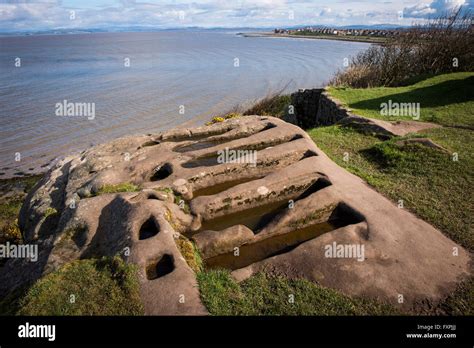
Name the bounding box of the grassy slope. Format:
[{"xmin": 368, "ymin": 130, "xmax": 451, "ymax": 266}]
[
  {"xmin": 327, "ymin": 72, "xmax": 474, "ymax": 128},
  {"xmin": 319, "ymin": 72, "xmax": 474, "ymax": 251},
  {"xmin": 308, "ymin": 126, "xmax": 473, "ymax": 251},
  {"xmin": 198, "ymin": 270, "xmax": 399, "ymax": 315},
  {"xmin": 15, "ymin": 257, "xmax": 143, "ymax": 315}
]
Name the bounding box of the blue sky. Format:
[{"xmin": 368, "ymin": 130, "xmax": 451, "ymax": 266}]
[{"xmin": 0, "ymin": 0, "xmax": 472, "ymax": 32}]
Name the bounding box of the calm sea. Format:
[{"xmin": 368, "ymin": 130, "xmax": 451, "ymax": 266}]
[{"xmin": 0, "ymin": 31, "xmax": 369, "ymax": 177}]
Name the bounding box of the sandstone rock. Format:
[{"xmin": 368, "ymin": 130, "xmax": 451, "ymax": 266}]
[
  {"xmin": 193, "ymin": 225, "xmax": 254, "ymax": 259},
  {"xmin": 338, "ymin": 114, "xmax": 441, "ymax": 137},
  {"xmin": 394, "ymin": 137, "xmax": 449, "ymax": 152},
  {"xmin": 0, "ymin": 115, "xmax": 470, "ymax": 315}
]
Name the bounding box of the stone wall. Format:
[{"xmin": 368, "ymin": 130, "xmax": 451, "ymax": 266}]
[
  {"xmin": 289, "ymin": 88, "xmax": 323, "ymax": 129},
  {"xmin": 288, "ymin": 88, "xmax": 350, "ymax": 129},
  {"xmin": 315, "ymin": 91, "xmax": 351, "ymax": 126}
]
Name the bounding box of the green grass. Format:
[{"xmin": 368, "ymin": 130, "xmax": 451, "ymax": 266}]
[
  {"xmin": 96, "ymin": 182, "xmax": 140, "ymax": 195},
  {"xmin": 327, "ymin": 72, "xmax": 474, "ymax": 128},
  {"xmin": 17, "ymin": 256, "xmax": 143, "ymax": 315},
  {"xmin": 435, "ymin": 277, "xmax": 474, "ymax": 315},
  {"xmin": 308, "ymin": 125, "xmax": 473, "ymax": 251},
  {"xmin": 197, "ymin": 270, "xmax": 399, "ymax": 315}
]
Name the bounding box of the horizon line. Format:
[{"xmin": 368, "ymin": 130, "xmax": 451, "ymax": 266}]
[{"xmin": 0, "ymin": 23, "xmax": 412, "ymax": 35}]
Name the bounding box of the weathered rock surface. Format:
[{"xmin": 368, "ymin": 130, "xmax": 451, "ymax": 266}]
[
  {"xmin": 0, "ymin": 115, "xmax": 471, "ymax": 314},
  {"xmin": 338, "ymin": 114, "xmax": 441, "ymax": 137},
  {"xmin": 394, "ymin": 137, "xmax": 449, "ymax": 152},
  {"xmin": 193, "ymin": 225, "xmax": 254, "ymax": 259}
]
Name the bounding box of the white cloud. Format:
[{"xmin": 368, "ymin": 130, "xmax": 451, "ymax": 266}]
[
  {"xmin": 2, "ymin": 0, "xmax": 468, "ymax": 32},
  {"xmin": 318, "ymin": 7, "xmax": 332, "ymax": 16},
  {"xmin": 403, "ymin": 0, "xmax": 471, "ymax": 18}
]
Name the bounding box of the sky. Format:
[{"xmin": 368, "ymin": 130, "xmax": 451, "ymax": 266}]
[{"xmin": 0, "ymin": 0, "xmax": 472, "ymax": 32}]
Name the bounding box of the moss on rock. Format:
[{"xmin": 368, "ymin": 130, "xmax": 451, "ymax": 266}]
[
  {"xmin": 175, "ymin": 236, "xmax": 203, "ymax": 274},
  {"xmin": 96, "ymin": 183, "xmax": 140, "ymax": 195}
]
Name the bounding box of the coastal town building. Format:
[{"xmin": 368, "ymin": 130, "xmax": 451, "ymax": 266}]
[{"xmin": 274, "ymin": 27, "xmax": 403, "ymax": 38}]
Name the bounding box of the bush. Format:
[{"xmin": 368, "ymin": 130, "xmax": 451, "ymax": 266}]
[{"xmin": 331, "ymin": 9, "xmax": 474, "ymax": 87}]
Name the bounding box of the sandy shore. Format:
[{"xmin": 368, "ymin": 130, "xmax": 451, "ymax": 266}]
[{"xmin": 241, "ymin": 32, "xmax": 386, "ymax": 44}]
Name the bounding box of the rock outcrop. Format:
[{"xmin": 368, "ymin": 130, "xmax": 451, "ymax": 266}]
[{"xmin": 1, "ymin": 116, "xmax": 470, "ymax": 313}]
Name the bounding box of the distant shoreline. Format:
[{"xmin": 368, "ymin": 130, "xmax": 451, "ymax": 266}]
[{"xmin": 240, "ymin": 32, "xmax": 387, "ymax": 44}]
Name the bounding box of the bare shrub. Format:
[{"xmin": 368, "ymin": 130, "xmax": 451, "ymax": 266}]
[
  {"xmin": 243, "ymin": 92, "xmax": 291, "ymax": 117},
  {"xmin": 244, "ymin": 82, "xmax": 293, "ymax": 117},
  {"xmin": 331, "ymin": 8, "xmax": 474, "ymax": 88}
]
